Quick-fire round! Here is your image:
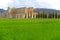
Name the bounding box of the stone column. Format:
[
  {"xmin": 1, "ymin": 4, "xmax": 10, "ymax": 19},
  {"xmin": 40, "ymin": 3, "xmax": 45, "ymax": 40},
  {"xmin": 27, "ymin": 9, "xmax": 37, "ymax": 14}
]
[
  {"xmin": 26, "ymin": 14, "xmax": 28, "ymax": 18},
  {"xmin": 32, "ymin": 14, "xmax": 33, "ymax": 18},
  {"xmin": 57, "ymin": 12, "xmax": 58, "ymax": 18},
  {"xmin": 9, "ymin": 14, "xmax": 12, "ymax": 18},
  {"xmin": 16, "ymin": 14, "xmax": 17, "ymax": 18},
  {"xmin": 18, "ymin": 14, "xmax": 20, "ymax": 18},
  {"xmin": 6, "ymin": 12, "xmax": 8, "ymax": 18},
  {"xmin": 29, "ymin": 13, "xmax": 30, "ymax": 18},
  {"xmin": 34, "ymin": 14, "xmax": 36, "ymax": 18},
  {"xmin": 22, "ymin": 14, "xmax": 25, "ymax": 18}
]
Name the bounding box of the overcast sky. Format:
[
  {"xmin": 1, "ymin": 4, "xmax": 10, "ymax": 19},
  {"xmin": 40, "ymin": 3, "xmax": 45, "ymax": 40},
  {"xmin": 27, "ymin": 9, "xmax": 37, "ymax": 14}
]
[{"xmin": 0, "ymin": 0, "xmax": 60, "ymax": 10}]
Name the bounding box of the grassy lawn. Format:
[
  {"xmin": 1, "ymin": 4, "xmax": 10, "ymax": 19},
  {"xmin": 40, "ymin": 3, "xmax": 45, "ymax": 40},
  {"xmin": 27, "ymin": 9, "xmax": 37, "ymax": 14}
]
[{"xmin": 0, "ymin": 18, "xmax": 60, "ymax": 40}]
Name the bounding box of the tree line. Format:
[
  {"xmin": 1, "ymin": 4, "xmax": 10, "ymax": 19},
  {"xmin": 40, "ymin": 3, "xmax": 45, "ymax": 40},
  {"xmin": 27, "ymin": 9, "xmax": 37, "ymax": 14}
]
[{"xmin": 36, "ymin": 11, "xmax": 60, "ymax": 18}]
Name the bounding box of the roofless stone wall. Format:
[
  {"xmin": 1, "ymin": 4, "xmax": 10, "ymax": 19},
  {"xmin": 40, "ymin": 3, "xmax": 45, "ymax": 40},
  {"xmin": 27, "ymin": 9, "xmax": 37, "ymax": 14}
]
[{"xmin": 5, "ymin": 7, "xmax": 36, "ymax": 18}]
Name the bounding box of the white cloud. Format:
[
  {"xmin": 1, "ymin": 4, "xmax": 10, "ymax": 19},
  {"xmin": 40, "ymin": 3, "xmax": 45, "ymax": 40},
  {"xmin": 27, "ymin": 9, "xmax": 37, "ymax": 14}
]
[
  {"xmin": 49, "ymin": 0, "xmax": 60, "ymax": 10},
  {"xmin": 34, "ymin": 0, "xmax": 60, "ymax": 10},
  {"xmin": 0, "ymin": 0, "xmax": 60, "ymax": 10},
  {"xmin": 0, "ymin": 0, "xmax": 13, "ymax": 9}
]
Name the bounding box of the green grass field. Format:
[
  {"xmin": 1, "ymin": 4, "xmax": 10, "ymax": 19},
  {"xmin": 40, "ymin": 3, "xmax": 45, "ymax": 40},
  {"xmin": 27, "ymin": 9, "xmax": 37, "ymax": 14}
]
[{"xmin": 0, "ymin": 18, "xmax": 60, "ymax": 40}]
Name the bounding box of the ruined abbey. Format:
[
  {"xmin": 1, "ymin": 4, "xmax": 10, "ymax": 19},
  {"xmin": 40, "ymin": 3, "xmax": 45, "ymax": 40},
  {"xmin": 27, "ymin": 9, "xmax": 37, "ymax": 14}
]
[{"xmin": 4, "ymin": 7, "xmax": 36, "ymax": 18}]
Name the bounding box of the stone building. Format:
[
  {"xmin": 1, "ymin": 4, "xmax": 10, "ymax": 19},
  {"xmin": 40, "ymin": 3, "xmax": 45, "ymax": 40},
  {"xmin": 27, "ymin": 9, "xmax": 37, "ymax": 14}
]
[{"xmin": 4, "ymin": 7, "xmax": 36, "ymax": 18}]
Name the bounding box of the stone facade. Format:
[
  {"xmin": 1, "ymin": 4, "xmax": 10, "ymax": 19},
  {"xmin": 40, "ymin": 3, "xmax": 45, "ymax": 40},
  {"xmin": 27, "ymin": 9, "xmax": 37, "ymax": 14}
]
[{"xmin": 5, "ymin": 7, "xmax": 36, "ymax": 18}]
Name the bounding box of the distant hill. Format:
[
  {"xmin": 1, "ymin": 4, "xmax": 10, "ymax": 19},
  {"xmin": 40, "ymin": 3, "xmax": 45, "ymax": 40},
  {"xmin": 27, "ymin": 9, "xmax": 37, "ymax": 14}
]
[
  {"xmin": 34, "ymin": 8, "xmax": 60, "ymax": 13},
  {"xmin": 0, "ymin": 9, "xmax": 6, "ymax": 13},
  {"xmin": 0, "ymin": 8, "xmax": 60, "ymax": 14}
]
